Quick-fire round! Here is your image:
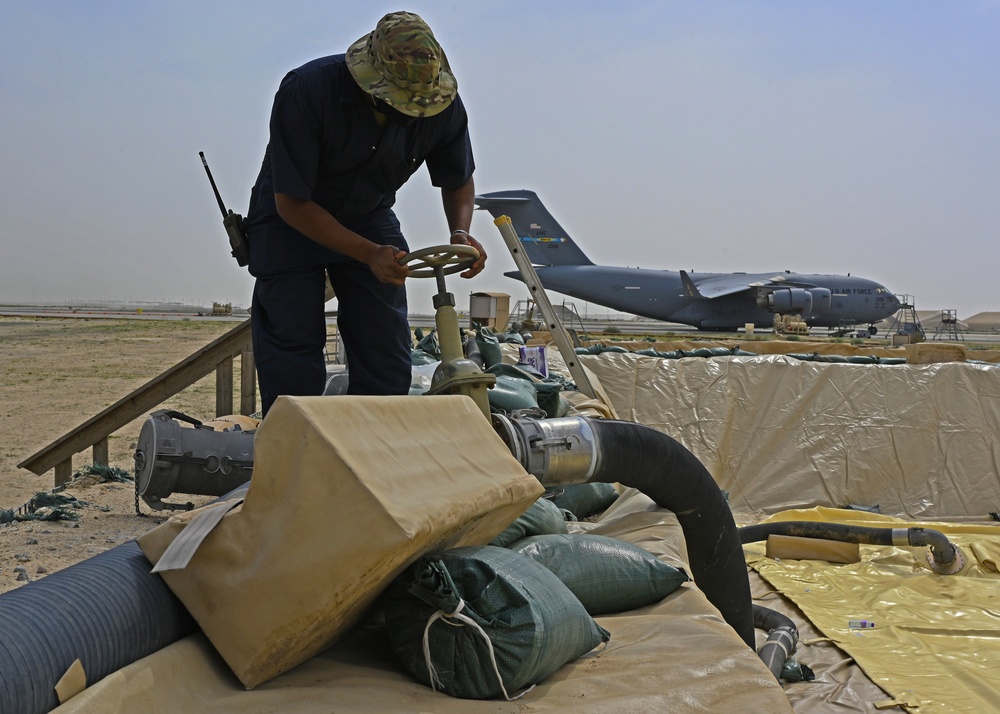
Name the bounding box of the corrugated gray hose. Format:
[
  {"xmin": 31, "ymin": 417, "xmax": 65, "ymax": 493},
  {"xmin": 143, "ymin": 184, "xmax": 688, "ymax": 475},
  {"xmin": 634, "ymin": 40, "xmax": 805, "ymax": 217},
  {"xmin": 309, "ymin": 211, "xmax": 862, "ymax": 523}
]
[
  {"xmin": 753, "ymin": 604, "xmax": 798, "ymax": 680},
  {"xmin": 0, "ymin": 541, "xmax": 195, "ymax": 714}
]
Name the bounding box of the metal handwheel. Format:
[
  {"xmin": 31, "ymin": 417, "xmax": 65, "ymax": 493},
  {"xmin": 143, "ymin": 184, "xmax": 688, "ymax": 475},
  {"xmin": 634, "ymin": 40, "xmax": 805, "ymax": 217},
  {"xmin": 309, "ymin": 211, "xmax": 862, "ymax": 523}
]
[
  {"xmin": 400, "ymin": 244, "xmax": 479, "ymax": 278},
  {"xmin": 398, "ymin": 242, "xmax": 493, "ymax": 419}
]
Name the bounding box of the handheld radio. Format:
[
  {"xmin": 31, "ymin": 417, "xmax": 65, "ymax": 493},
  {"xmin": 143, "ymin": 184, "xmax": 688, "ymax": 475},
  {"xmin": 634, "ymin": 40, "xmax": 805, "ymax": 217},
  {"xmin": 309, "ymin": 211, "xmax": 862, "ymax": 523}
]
[{"xmin": 199, "ymin": 151, "xmax": 249, "ymax": 267}]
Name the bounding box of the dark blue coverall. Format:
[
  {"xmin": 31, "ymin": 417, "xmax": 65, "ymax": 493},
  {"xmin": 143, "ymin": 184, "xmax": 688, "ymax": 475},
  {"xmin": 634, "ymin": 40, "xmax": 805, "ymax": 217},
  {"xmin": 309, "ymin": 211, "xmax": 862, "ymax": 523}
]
[{"xmin": 244, "ymin": 54, "xmax": 475, "ymax": 416}]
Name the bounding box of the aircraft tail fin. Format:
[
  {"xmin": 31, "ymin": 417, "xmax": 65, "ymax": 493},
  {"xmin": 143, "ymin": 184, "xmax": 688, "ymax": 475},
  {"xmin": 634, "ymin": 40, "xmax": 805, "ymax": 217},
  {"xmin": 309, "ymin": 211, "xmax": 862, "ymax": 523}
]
[
  {"xmin": 474, "ymin": 189, "xmax": 594, "ymax": 266},
  {"xmin": 679, "ymin": 270, "xmax": 704, "ymax": 299}
]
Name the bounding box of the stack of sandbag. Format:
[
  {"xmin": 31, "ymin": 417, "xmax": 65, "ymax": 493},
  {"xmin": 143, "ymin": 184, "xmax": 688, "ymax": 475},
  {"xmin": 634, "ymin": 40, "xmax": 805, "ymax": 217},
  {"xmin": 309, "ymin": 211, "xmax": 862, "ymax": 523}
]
[
  {"xmin": 382, "ymin": 495, "xmax": 689, "ymax": 699},
  {"xmin": 383, "ymin": 545, "xmax": 609, "ymax": 700}
]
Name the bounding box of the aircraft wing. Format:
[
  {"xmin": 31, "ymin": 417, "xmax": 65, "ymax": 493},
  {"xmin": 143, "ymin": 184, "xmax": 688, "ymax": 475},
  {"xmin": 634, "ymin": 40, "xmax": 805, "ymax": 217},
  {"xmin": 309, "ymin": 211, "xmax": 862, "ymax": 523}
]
[{"xmin": 680, "ymin": 271, "xmax": 815, "ymax": 299}]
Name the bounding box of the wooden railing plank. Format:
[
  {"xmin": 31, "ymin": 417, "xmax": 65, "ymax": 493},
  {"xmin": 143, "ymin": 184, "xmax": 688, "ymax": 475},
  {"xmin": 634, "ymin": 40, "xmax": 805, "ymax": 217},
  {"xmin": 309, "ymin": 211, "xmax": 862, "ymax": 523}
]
[
  {"xmin": 18, "ymin": 319, "xmax": 253, "ymax": 477},
  {"xmin": 215, "ymin": 359, "xmax": 234, "ymax": 416},
  {"xmin": 93, "ymin": 438, "xmax": 109, "ymax": 467},
  {"xmin": 55, "ymin": 460, "xmax": 72, "ymax": 487},
  {"xmin": 240, "ymin": 347, "xmax": 257, "ymax": 416}
]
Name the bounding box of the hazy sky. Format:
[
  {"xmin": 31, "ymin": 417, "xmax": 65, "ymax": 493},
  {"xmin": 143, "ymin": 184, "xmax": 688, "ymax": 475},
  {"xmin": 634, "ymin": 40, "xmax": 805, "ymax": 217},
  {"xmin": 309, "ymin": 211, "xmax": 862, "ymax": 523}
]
[{"xmin": 2, "ymin": 1, "xmax": 998, "ymax": 318}]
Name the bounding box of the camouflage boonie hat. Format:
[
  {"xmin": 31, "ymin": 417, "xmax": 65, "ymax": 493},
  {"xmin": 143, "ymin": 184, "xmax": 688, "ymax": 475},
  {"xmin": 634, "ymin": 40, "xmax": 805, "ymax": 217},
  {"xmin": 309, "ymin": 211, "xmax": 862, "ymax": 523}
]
[{"xmin": 346, "ymin": 11, "xmax": 457, "ymax": 118}]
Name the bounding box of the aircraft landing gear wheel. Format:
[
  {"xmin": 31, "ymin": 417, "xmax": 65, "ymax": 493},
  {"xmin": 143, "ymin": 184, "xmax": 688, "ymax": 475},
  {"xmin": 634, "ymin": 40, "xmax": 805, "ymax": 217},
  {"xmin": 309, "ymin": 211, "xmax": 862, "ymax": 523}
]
[{"xmin": 401, "ymin": 244, "xmax": 479, "ymax": 278}]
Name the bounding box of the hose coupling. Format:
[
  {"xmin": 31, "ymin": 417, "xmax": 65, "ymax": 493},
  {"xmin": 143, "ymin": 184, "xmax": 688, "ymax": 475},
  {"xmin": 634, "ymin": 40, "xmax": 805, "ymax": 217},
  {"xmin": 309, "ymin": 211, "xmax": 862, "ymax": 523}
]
[
  {"xmin": 491, "ymin": 414, "xmax": 598, "ymax": 485},
  {"xmin": 893, "ymin": 527, "xmax": 966, "ymax": 575}
]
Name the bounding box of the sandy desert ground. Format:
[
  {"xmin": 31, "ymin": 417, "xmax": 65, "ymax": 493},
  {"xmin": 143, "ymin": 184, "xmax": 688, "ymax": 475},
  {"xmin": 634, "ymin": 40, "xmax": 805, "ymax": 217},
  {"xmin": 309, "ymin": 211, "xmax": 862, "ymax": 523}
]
[{"xmin": 0, "ymin": 316, "xmax": 240, "ymax": 594}]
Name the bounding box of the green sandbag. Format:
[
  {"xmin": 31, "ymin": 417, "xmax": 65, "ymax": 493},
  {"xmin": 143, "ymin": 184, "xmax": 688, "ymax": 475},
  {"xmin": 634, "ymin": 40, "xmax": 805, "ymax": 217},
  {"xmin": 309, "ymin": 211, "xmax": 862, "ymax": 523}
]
[
  {"xmin": 545, "ymin": 482, "xmax": 619, "ymax": 519},
  {"xmin": 513, "ymin": 361, "xmax": 546, "ymax": 379},
  {"xmin": 681, "ymin": 348, "xmax": 714, "ymax": 358},
  {"xmin": 416, "ymin": 329, "xmax": 441, "ymax": 359},
  {"xmin": 382, "ymin": 545, "xmax": 610, "ymax": 700},
  {"xmin": 474, "ymin": 325, "xmax": 503, "ymax": 369},
  {"xmin": 410, "ymin": 349, "xmax": 438, "ymax": 366},
  {"xmin": 558, "ymin": 507, "xmax": 578, "ymax": 522},
  {"xmin": 707, "ymin": 346, "xmax": 736, "ymax": 356},
  {"xmin": 487, "ymin": 364, "xmax": 568, "ymax": 418},
  {"xmin": 509, "ymin": 534, "xmax": 689, "ymax": 615},
  {"xmin": 487, "ymin": 374, "xmax": 539, "ymax": 413},
  {"xmin": 487, "ymin": 363, "xmax": 537, "ymax": 380},
  {"xmin": 490, "ymin": 497, "xmax": 567, "ymax": 547},
  {"xmin": 533, "ymin": 381, "xmax": 569, "ymax": 418}
]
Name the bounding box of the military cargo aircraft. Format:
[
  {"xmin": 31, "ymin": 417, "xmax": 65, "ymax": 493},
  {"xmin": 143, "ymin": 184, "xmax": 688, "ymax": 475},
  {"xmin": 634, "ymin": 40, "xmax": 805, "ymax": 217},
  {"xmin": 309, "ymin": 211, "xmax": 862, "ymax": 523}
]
[{"xmin": 475, "ymin": 189, "xmax": 900, "ymax": 333}]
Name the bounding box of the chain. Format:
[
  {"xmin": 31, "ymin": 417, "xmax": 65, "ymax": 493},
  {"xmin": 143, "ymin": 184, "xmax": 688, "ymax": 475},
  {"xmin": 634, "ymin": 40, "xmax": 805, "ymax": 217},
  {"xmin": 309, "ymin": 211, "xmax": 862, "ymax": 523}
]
[{"xmin": 134, "ymin": 473, "xmax": 146, "ymax": 517}]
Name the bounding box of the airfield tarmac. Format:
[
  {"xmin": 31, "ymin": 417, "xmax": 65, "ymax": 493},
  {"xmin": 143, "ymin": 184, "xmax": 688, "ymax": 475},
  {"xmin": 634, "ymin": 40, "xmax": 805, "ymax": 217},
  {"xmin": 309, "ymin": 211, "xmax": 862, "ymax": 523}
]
[{"xmin": 3, "ymin": 304, "xmax": 998, "ymax": 343}]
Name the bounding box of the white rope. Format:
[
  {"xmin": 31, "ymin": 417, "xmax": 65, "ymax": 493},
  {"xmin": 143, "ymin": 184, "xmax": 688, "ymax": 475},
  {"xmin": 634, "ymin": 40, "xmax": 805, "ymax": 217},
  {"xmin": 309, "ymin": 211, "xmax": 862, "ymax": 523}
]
[{"xmin": 421, "ymin": 597, "xmax": 535, "ymax": 701}]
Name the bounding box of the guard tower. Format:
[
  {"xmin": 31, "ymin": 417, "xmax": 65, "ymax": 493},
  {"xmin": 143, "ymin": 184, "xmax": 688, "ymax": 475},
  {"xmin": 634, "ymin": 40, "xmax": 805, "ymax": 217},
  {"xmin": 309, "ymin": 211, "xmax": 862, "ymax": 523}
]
[{"xmin": 932, "ymin": 309, "xmax": 963, "ymax": 341}]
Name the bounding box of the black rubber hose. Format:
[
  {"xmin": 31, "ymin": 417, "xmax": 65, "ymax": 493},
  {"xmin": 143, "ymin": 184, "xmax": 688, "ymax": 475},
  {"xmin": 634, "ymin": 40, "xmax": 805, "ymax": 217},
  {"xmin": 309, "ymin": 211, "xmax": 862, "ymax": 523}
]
[
  {"xmin": 753, "ymin": 604, "xmax": 798, "ymax": 681},
  {"xmin": 738, "ymin": 521, "xmax": 962, "ymax": 572},
  {"xmin": 0, "ymin": 540, "xmax": 196, "ymax": 714},
  {"xmin": 587, "ymin": 419, "xmax": 755, "ymax": 649},
  {"xmin": 739, "ymin": 521, "xmax": 895, "ymax": 546}
]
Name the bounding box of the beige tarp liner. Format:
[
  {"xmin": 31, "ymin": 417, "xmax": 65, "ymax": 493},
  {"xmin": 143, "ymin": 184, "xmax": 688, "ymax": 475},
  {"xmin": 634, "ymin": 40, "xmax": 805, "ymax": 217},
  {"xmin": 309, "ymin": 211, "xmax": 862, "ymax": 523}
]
[
  {"xmin": 49, "ymin": 347, "xmax": 1000, "ymax": 712},
  {"xmin": 539, "ymin": 346, "xmax": 1000, "ymax": 711},
  {"xmin": 54, "ymin": 490, "xmax": 793, "ymax": 713},
  {"xmin": 564, "ymin": 338, "xmax": 1000, "ymax": 363},
  {"xmin": 138, "ymin": 395, "xmax": 544, "ymax": 689},
  {"xmin": 745, "ymin": 507, "xmax": 1000, "ymax": 714},
  {"xmin": 578, "ymin": 352, "xmax": 1000, "ymax": 518}
]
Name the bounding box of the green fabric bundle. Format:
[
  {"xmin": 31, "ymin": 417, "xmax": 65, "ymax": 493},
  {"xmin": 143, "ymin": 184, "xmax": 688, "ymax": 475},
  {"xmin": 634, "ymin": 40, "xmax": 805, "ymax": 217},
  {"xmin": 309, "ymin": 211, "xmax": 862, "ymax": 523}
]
[
  {"xmin": 382, "ymin": 545, "xmax": 610, "ymax": 700},
  {"xmin": 509, "ymin": 533, "xmax": 689, "ymax": 615},
  {"xmin": 415, "ymin": 329, "xmax": 441, "ymax": 359},
  {"xmin": 545, "ymin": 483, "xmax": 620, "ymax": 519},
  {"xmin": 486, "ymin": 364, "xmax": 570, "ymax": 418},
  {"xmin": 486, "ymin": 374, "xmax": 539, "ymax": 413},
  {"xmin": 489, "ymin": 497, "xmax": 568, "ymax": 547},
  {"xmin": 410, "ymin": 349, "xmax": 438, "ymax": 366},
  {"xmin": 473, "ymin": 325, "xmax": 503, "ymax": 368}
]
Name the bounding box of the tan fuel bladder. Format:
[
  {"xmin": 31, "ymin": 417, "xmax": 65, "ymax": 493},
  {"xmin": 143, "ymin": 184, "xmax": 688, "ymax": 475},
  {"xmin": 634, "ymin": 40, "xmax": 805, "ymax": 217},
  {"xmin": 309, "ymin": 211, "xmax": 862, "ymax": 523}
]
[
  {"xmin": 138, "ymin": 394, "xmax": 543, "ymax": 689},
  {"xmin": 58, "ymin": 490, "xmax": 792, "ymax": 713}
]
